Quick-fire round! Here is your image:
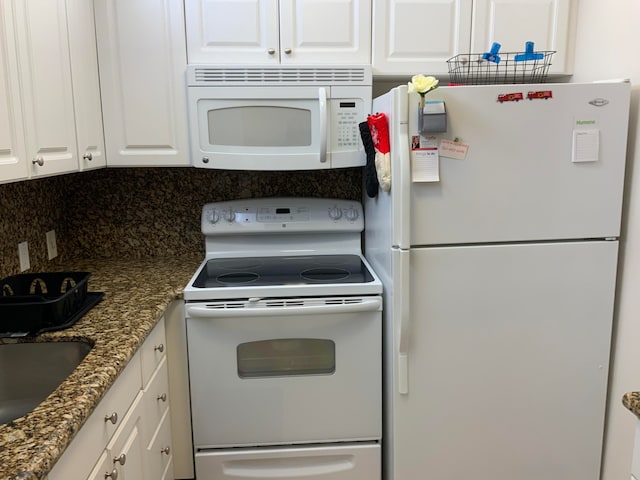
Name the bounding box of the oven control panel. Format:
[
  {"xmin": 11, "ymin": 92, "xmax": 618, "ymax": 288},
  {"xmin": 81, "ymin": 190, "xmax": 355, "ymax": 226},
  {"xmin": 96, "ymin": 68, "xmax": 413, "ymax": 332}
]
[{"xmin": 201, "ymin": 197, "xmax": 363, "ymax": 235}]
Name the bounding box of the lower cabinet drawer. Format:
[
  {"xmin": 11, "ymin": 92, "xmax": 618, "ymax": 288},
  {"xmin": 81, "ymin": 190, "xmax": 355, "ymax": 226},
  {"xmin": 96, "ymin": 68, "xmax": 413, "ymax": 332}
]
[
  {"xmin": 147, "ymin": 408, "xmax": 174, "ymax": 480},
  {"xmin": 194, "ymin": 443, "xmax": 380, "ymax": 480},
  {"xmin": 141, "ymin": 355, "xmax": 170, "ymax": 444}
]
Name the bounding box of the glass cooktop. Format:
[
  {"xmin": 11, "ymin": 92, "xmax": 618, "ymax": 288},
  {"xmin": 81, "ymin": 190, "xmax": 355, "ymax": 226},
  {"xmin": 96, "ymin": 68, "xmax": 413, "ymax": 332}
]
[{"xmin": 192, "ymin": 254, "xmax": 375, "ymax": 289}]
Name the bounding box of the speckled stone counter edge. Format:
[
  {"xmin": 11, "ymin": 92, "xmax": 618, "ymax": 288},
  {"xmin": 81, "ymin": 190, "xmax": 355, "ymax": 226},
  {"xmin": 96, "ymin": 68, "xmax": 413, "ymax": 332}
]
[
  {"xmin": 623, "ymin": 392, "xmax": 640, "ymax": 419},
  {"xmin": 0, "ymin": 255, "xmax": 201, "ymax": 480}
]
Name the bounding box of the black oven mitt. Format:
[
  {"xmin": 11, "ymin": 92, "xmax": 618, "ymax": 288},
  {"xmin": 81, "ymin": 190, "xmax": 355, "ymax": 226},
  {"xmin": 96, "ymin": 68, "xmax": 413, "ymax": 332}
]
[{"xmin": 359, "ymin": 121, "xmax": 379, "ymax": 198}]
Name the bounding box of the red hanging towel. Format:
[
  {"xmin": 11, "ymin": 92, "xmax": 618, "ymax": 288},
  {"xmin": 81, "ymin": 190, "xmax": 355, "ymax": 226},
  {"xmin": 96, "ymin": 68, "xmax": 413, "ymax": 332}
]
[{"xmin": 367, "ymin": 112, "xmax": 391, "ymax": 192}]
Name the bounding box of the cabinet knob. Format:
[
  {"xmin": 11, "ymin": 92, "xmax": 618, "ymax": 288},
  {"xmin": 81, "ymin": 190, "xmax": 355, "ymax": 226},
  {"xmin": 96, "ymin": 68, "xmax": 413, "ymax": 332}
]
[
  {"xmin": 202, "ymin": 156, "xmax": 210, "ymax": 164},
  {"xmin": 267, "ymin": 48, "xmax": 276, "ymax": 55},
  {"xmin": 83, "ymin": 152, "xmax": 93, "ymax": 161},
  {"xmin": 284, "ymin": 48, "xmax": 292, "ymax": 54},
  {"xmin": 104, "ymin": 469, "xmax": 118, "ymax": 480},
  {"xmin": 104, "ymin": 412, "xmax": 118, "ymax": 424},
  {"xmin": 113, "ymin": 453, "xmax": 127, "ymax": 465},
  {"xmin": 154, "ymin": 343, "xmax": 164, "ymax": 353},
  {"xmin": 161, "ymin": 446, "xmax": 171, "ymax": 455},
  {"xmin": 157, "ymin": 392, "xmax": 167, "ymax": 402},
  {"xmin": 32, "ymin": 156, "xmax": 44, "ymax": 166}
]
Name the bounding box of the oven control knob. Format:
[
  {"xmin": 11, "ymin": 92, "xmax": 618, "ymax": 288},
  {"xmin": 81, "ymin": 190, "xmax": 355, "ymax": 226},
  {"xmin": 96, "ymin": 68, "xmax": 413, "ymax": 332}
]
[
  {"xmin": 207, "ymin": 209, "xmax": 220, "ymax": 224},
  {"xmin": 344, "ymin": 206, "xmax": 359, "ymax": 221},
  {"xmin": 223, "ymin": 208, "xmax": 236, "ymax": 222},
  {"xmin": 328, "ymin": 207, "xmax": 343, "ymax": 220}
]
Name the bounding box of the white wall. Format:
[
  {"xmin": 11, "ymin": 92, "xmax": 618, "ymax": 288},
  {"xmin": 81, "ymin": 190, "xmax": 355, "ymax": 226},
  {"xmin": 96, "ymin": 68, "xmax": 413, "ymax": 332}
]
[{"xmin": 571, "ymin": 2, "xmax": 640, "ymax": 479}]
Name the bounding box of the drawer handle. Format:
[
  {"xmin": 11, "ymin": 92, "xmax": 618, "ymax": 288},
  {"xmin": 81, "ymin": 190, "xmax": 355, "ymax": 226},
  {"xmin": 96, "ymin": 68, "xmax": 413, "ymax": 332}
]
[
  {"xmin": 104, "ymin": 469, "xmax": 118, "ymax": 480},
  {"xmin": 154, "ymin": 343, "xmax": 164, "ymax": 353},
  {"xmin": 113, "ymin": 453, "xmax": 127, "ymax": 466},
  {"xmin": 104, "ymin": 412, "xmax": 118, "ymax": 424},
  {"xmin": 83, "ymin": 152, "xmax": 93, "ymax": 161},
  {"xmin": 157, "ymin": 393, "xmax": 167, "ymax": 402},
  {"xmin": 32, "ymin": 156, "xmax": 44, "ymax": 166},
  {"xmin": 161, "ymin": 446, "xmax": 171, "ymax": 455}
]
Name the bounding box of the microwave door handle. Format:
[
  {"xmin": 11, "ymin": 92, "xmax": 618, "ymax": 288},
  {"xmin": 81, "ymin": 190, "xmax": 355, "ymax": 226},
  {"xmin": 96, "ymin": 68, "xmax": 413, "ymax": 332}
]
[{"xmin": 319, "ymin": 87, "xmax": 327, "ymax": 164}]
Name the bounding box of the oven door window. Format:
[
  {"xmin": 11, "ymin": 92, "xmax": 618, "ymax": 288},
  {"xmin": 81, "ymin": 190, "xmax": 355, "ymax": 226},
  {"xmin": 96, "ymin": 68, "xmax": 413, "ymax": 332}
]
[{"xmin": 237, "ymin": 338, "xmax": 335, "ymax": 378}]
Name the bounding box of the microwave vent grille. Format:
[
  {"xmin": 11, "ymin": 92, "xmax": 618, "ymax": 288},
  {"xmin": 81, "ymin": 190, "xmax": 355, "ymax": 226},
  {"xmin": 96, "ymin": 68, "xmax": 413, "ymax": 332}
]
[{"xmin": 189, "ymin": 66, "xmax": 371, "ymax": 85}]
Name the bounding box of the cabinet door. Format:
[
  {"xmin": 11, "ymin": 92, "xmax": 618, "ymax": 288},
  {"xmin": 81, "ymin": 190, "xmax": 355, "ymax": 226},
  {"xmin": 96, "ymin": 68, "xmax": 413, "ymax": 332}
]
[
  {"xmin": 279, "ymin": 0, "xmax": 371, "ymax": 64},
  {"xmin": 108, "ymin": 393, "xmax": 146, "ymax": 480},
  {"xmin": 471, "ymin": 0, "xmax": 573, "ymax": 74},
  {"xmin": 66, "ymin": 0, "xmax": 106, "ymax": 171},
  {"xmin": 13, "ymin": 0, "xmax": 78, "ymax": 178},
  {"xmin": 0, "ymin": 1, "xmax": 27, "ymax": 184},
  {"xmin": 86, "ymin": 450, "xmax": 114, "ymax": 480},
  {"xmin": 185, "ymin": 0, "xmax": 280, "ymax": 64},
  {"xmin": 372, "ymin": 0, "xmax": 472, "ymax": 75},
  {"xmin": 95, "ymin": 0, "xmax": 190, "ymax": 166}
]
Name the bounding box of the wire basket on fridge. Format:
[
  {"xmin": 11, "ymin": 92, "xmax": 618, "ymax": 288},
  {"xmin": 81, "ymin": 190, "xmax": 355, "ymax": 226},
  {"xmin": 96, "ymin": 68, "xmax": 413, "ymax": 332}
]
[{"xmin": 447, "ymin": 50, "xmax": 555, "ymax": 85}]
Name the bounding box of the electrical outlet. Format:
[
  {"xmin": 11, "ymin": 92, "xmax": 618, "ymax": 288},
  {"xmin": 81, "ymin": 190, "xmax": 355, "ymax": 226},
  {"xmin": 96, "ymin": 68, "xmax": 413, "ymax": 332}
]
[
  {"xmin": 46, "ymin": 230, "xmax": 58, "ymax": 260},
  {"xmin": 18, "ymin": 241, "xmax": 30, "ymax": 271}
]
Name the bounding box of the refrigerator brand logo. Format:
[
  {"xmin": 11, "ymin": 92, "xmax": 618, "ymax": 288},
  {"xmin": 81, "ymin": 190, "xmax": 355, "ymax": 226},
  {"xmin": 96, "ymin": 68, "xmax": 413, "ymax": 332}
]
[
  {"xmin": 589, "ymin": 98, "xmax": 609, "ymax": 107},
  {"xmin": 576, "ymin": 120, "xmax": 596, "ymax": 126}
]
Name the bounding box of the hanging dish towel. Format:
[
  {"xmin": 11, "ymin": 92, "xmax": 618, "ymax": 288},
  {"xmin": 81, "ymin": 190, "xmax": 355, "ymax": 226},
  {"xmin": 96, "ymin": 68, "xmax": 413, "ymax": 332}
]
[
  {"xmin": 367, "ymin": 113, "xmax": 391, "ymax": 192},
  {"xmin": 359, "ymin": 122, "xmax": 379, "ymax": 197}
]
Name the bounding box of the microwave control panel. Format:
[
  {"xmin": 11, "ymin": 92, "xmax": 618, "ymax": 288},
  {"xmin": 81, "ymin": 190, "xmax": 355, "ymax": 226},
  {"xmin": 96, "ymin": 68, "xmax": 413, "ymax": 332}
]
[{"xmin": 331, "ymin": 99, "xmax": 363, "ymax": 151}]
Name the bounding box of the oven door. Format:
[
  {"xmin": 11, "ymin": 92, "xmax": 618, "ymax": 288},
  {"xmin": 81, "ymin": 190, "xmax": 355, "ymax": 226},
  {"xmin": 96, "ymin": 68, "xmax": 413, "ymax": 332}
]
[{"xmin": 185, "ymin": 296, "xmax": 382, "ymax": 448}]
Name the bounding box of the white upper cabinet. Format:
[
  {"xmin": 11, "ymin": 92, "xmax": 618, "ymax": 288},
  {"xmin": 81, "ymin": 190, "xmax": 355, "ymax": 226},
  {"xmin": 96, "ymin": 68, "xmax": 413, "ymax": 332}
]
[
  {"xmin": 13, "ymin": 0, "xmax": 78, "ymax": 179},
  {"xmin": 471, "ymin": 0, "xmax": 573, "ymax": 75},
  {"xmin": 0, "ymin": 1, "xmax": 27, "ymax": 184},
  {"xmin": 185, "ymin": 0, "xmax": 371, "ymax": 64},
  {"xmin": 372, "ymin": 0, "xmax": 574, "ymax": 76},
  {"xmin": 372, "ymin": 0, "xmax": 473, "ymax": 75},
  {"xmin": 95, "ymin": 0, "xmax": 190, "ymax": 166},
  {"xmin": 66, "ymin": 0, "xmax": 106, "ymax": 171}
]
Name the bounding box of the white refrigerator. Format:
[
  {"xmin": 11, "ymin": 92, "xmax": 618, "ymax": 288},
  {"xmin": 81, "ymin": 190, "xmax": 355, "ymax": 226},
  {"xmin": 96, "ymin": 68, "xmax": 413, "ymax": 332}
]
[{"xmin": 363, "ymin": 81, "xmax": 630, "ymax": 480}]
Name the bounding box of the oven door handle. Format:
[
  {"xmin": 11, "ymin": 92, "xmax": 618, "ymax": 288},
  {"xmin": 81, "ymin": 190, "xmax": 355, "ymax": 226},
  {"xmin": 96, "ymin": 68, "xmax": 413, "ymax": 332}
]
[{"xmin": 186, "ymin": 299, "xmax": 381, "ymax": 318}]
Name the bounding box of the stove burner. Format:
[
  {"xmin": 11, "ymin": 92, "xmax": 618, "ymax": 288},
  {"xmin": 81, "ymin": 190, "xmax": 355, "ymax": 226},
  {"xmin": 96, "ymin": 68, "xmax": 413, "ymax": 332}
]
[
  {"xmin": 300, "ymin": 267, "xmax": 350, "ymax": 282},
  {"xmin": 216, "ymin": 272, "xmax": 260, "ymax": 285}
]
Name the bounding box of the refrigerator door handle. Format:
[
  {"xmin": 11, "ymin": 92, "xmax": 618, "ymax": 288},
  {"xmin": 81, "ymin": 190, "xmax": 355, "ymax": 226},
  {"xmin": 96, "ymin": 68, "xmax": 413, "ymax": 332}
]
[
  {"xmin": 396, "ymin": 248, "xmax": 411, "ymax": 394},
  {"xmin": 394, "ymin": 87, "xmax": 412, "ymax": 250}
]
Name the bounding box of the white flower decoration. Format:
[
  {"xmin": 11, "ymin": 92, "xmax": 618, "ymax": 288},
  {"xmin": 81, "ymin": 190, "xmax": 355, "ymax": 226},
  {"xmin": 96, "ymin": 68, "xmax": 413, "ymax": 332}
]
[{"xmin": 408, "ymin": 74, "xmax": 439, "ymax": 97}]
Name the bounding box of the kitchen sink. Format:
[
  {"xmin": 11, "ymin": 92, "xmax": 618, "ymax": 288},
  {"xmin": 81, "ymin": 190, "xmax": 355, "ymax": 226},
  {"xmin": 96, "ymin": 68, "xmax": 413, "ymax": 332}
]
[{"xmin": 0, "ymin": 341, "xmax": 92, "ymax": 425}]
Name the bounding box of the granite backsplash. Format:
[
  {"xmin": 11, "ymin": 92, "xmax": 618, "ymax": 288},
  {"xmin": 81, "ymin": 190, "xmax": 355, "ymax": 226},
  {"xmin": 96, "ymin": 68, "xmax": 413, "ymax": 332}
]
[{"xmin": 0, "ymin": 167, "xmax": 362, "ymax": 278}]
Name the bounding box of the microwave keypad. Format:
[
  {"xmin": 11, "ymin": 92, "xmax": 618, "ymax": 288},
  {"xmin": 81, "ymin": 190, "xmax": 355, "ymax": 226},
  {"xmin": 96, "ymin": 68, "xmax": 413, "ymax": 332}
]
[{"xmin": 336, "ymin": 111, "xmax": 359, "ymax": 148}]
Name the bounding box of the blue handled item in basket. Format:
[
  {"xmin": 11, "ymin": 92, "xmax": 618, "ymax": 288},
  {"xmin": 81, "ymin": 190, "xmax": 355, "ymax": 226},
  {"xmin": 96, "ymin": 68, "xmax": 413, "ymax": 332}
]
[
  {"xmin": 514, "ymin": 41, "xmax": 544, "ymax": 61},
  {"xmin": 482, "ymin": 42, "xmax": 501, "ymax": 63}
]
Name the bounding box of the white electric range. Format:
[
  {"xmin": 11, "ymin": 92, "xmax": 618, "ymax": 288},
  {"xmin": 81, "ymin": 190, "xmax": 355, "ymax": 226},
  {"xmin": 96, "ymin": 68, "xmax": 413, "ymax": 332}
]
[{"xmin": 183, "ymin": 197, "xmax": 382, "ymax": 480}]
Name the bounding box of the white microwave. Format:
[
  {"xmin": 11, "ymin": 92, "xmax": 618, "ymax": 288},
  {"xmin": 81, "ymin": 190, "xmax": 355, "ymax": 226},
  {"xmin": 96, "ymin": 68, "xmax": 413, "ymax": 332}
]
[{"xmin": 186, "ymin": 65, "xmax": 372, "ymax": 171}]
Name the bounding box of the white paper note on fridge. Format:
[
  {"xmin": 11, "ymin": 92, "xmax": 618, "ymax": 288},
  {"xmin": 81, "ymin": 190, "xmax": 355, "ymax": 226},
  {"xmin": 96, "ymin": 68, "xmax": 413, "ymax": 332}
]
[
  {"xmin": 411, "ymin": 148, "xmax": 439, "ymax": 182},
  {"xmin": 572, "ymin": 129, "xmax": 599, "ymax": 163}
]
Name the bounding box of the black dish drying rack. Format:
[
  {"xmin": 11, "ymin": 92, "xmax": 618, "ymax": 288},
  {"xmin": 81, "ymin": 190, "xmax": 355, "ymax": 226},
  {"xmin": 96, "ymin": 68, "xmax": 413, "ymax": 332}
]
[{"xmin": 0, "ymin": 272, "xmax": 103, "ymax": 337}]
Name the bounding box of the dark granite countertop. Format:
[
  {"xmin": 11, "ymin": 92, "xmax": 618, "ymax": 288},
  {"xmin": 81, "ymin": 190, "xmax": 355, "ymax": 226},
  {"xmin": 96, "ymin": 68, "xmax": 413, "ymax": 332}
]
[
  {"xmin": 623, "ymin": 392, "xmax": 640, "ymax": 419},
  {"xmin": 0, "ymin": 255, "xmax": 201, "ymax": 480}
]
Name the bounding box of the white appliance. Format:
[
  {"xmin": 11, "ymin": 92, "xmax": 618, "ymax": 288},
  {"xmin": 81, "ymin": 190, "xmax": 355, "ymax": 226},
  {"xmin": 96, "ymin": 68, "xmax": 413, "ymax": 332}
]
[
  {"xmin": 186, "ymin": 65, "xmax": 371, "ymax": 171},
  {"xmin": 363, "ymin": 81, "xmax": 630, "ymax": 480},
  {"xmin": 183, "ymin": 197, "xmax": 383, "ymax": 480}
]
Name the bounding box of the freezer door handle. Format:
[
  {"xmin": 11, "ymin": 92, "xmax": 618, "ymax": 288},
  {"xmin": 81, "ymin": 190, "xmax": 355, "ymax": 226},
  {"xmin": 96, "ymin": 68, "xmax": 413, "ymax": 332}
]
[{"xmin": 396, "ymin": 249, "xmax": 411, "ymax": 394}]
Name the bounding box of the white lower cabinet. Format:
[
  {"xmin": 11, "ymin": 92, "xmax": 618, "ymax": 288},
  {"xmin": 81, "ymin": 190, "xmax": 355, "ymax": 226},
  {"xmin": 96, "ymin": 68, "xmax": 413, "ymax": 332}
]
[{"xmin": 48, "ymin": 318, "xmax": 173, "ymax": 480}]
